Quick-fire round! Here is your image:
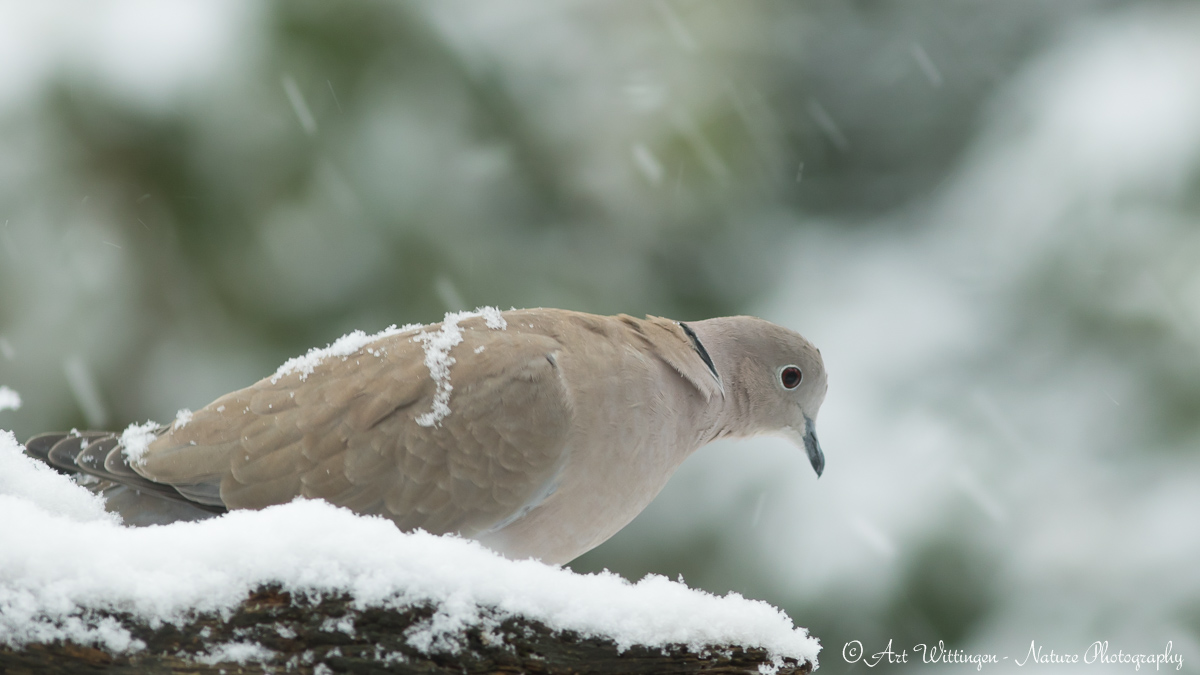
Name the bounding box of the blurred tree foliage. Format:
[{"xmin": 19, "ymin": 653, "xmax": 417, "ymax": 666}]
[
  {"xmin": 0, "ymin": 2, "xmax": 1148, "ymax": 672},
  {"xmin": 1, "ymin": 0, "xmax": 1121, "ymax": 432}
]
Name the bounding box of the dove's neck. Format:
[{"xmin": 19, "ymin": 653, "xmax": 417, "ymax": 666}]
[{"xmin": 684, "ymin": 318, "xmax": 761, "ymax": 443}]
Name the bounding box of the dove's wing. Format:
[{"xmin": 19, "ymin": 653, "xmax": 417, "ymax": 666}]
[{"xmin": 136, "ymin": 316, "xmax": 572, "ymax": 537}]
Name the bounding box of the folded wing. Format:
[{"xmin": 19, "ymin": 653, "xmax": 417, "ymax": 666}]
[{"xmin": 136, "ymin": 318, "xmax": 573, "ymax": 537}]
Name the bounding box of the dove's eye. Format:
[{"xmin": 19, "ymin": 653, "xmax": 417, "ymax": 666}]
[{"xmin": 780, "ymin": 366, "xmax": 802, "ymax": 390}]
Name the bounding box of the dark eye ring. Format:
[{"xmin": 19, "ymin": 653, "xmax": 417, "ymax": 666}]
[{"xmin": 780, "ymin": 365, "xmax": 802, "ymax": 390}]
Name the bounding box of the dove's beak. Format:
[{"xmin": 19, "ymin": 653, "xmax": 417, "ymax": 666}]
[{"xmin": 804, "ymin": 416, "xmax": 824, "ymax": 478}]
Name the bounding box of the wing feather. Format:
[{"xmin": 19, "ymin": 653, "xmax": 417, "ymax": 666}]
[{"xmin": 136, "ymin": 314, "xmax": 572, "ymax": 537}]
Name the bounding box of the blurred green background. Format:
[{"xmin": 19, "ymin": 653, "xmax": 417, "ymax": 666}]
[{"xmin": 3, "ymin": 0, "xmax": 1199, "ymax": 670}]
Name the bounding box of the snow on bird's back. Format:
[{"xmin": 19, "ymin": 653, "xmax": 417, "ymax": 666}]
[
  {"xmin": 413, "ymin": 308, "xmax": 507, "ymax": 427},
  {"xmin": 270, "ymin": 323, "xmax": 425, "ymax": 384},
  {"xmin": 270, "ymin": 308, "xmax": 506, "ymax": 388}
]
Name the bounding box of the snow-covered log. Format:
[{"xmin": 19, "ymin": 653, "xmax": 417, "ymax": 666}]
[
  {"xmin": 1, "ymin": 585, "xmax": 813, "ymax": 673},
  {"xmin": 0, "ymin": 431, "xmax": 819, "ymax": 674}
]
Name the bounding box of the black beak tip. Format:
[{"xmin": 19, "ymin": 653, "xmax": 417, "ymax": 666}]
[
  {"xmin": 803, "ymin": 416, "xmax": 824, "ymax": 478},
  {"xmin": 809, "ymin": 445, "xmax": 825, "ymax": 478}
]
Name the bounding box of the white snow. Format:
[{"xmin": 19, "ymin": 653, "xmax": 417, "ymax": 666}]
[
  {"xmin": 0, "ymin": 386, "xmax": 20, "ymax": 412},
  {"xmin": 196, "ymin": 641, "xmax": 277, "ymax": 666},
  {"xmin": 267, "ymin": 308, "xmax": 507, "ymax": 428},
  {"xmin": 0, "ymin": 431, "xmax": 819, "ymax": 665},
  {"xmin": 412, "ymin": 314, "xmax": 468, "ymax": 427},
  {"xmin": 414, "ymin": 308, "xmax": 507, "ymax": 428},
  {"xmin": 478, "ymin": 305, "xmax": 507, "ymax": 330},
  {"xmin": 119, "ymin": 420, "xmax": 160, "ymax": 465},
  {"xmin": 173, "ymin": 408, "xmax": 193, "ymax": 430},
  {"xmin": 0, "ymin": 430, "xmax": 114, "ymax": 524},
  {"xmin": 271, "ymin": 323, "xmax": 424, "ymax": 384}
]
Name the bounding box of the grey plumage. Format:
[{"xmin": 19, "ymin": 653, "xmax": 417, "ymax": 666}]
[{"xmin": 29, "ymin": 308, "xmax": 827, "ymax": 564}]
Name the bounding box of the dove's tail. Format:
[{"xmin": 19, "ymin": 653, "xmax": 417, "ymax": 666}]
[{"xmin": 24, "ymin": 432, "xmax": 226, "ymax": 517}]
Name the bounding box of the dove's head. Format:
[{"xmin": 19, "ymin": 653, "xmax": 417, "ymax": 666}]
[{"xmin": 690, "ymin": 316, "xmax": 828, "ymax": 477}]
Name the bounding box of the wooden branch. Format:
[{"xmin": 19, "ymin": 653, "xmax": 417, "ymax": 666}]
[{"xmin": 1, "ymin": 586, "xmax": 815, "ymax": 674}]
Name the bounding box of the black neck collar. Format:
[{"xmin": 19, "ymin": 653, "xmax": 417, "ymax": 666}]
[{"xmin": 679, "ymin": 322, "xmax": 721, "ymax": 384}]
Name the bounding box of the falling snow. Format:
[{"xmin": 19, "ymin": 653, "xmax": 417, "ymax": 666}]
[{"xmin": 0, "ymin": 386, "xmax": 20, "ymax": 413}]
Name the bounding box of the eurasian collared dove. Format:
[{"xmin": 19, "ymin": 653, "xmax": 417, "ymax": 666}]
[{"xmin": 27, "ymin": 308, "xmax": 827, "ymax": 564}]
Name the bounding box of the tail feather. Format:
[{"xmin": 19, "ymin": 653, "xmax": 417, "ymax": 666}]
[
  {"xmin": 26, "ymin": 431, "xmax": 226, "ymax": 515},
  {"xmin": 99, "ymin": 437, "xmax": 142, "ymax": 479},
  {"xmin": 24, "ymin": 432, "xmax": 70, "ymax": 466},
  {"xmin": 45, "ymin": 433, "xmax": 108, "ymax": 473},
  {"xmin": 170, "ymin": 481, "xmax": 225, "ymax": 507}
]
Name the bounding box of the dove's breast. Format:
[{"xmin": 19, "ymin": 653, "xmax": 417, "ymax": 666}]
[{"xmin": 473, "ymin": 315, "xmax": 712, "ymax": 564}]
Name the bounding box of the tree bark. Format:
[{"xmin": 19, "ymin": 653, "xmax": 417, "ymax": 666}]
[{"xmin": 1, "ymin": 586, "xmax": 815, "ymax": 674}]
